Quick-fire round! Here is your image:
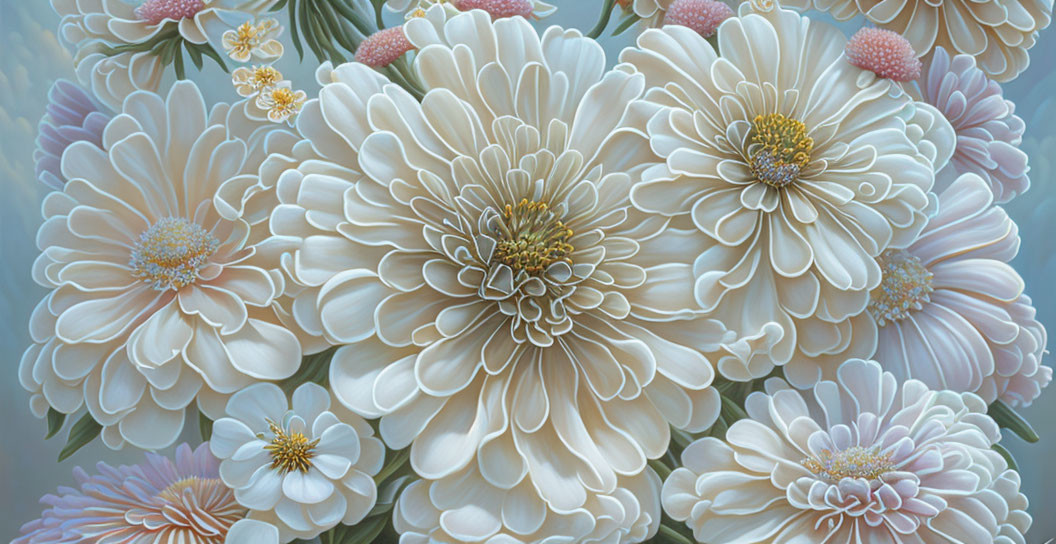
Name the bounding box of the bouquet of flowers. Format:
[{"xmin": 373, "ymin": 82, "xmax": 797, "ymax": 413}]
[{"xmin": 14, "ymin": 0, "xmax": 1054, "ymax": 542}]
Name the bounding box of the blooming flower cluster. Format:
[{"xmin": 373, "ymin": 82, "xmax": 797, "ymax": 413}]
[{"xmin": 15, "ymin": 0, "xmax": 1052, "ymax": 542}]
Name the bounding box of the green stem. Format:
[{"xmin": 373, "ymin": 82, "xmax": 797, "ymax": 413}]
[
  {"xmin": 586, "ymin": 0, "xmax": 617, "ymax": 39},
  {"xmin": 988, "ymin": 400, "xmax": 1040, "ymax": 443},
  {"xmin": 657, "ymin": 524, "xmax": 695, "ymax": 544},
  {"xmin": 374, "ymin": 448, "xmax": 411, "ymax": 485},
  {"xmin": 372, "ymin": 0, "xmax": 386, "ymax": 31},
  {"xmin": 648, "ymin": 458, "xmax": 673, "ymax": 481}
]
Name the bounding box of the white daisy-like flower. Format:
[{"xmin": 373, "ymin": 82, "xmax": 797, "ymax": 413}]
[
  {"xmin": 662, "ymin": 359, "xmax": 1030, "ymax": 543},
  {"xmin": 783, "ymin": 0, "xmax": 1053, "ymax": 82},
  {"xmin": 386, "ymin": 0, "xmax": 556, "ymax": 20},
  {"xmin": 210, "ymin": 383, "xmax": 385, "ymax": 543},
  {"xmin": 51, "ymin": 0, "xmax": 279, "ymax": 110},
  {"xmin": 620, "ymin": 4, "xmax": 954, "ymax": 383},
  {"xmin": 223, "ymin": 18, "xmax": 284, "ymax": 63},
  {"xmin": 263, "ymin": 8, "xmax": 730, "ymax": 520},
  {"xmin": 918, "ymin": 47, "xmax": 1030, "ymax": 203},
  {"xmin": 866, "ymin": 173, "xmax": 1049, "ymax": 408},
  {"xmin": 23, "ymin": 81, "xmax": 301, "ymax": 449},
  {"xmin": 394, "ymin": 466, "xmax": 661, "ymax": 543},
  {"xmin": 227, "ymin": 519, "xmax": 281, "ymax": 544},
  {"xmin": 625, "ymin": 0, "xmax": 675, "ymax": 26}
]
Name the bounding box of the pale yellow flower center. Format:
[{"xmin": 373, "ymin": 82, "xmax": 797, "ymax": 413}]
[
  {"xmin": 802, "ymin": 446, "xmax": 894, "ymax": 481},
  {"xmin": 493, "ymin": 199, "xmax": 575, "ymax": 275},
  {"xmin": 747, "ymin": 113, "xmax": 814, "ymax": 189},
  {"xmin": 252, "ymin": 66, "xmax": 282, "ymax": 88},
  {"xmin": 130, "ymin": 218, "xmax": 219, "ymax": 291},
  {"xmin": 264, "ymin": 421, "xmax": 318, "ymax": 474},
  {"xmin": 868, "ymin": 249, "xmax": 934, "ymax": 326},
  {"xmin": 157, "ymin": 476, "xmax": 228, "ymax": 503}
]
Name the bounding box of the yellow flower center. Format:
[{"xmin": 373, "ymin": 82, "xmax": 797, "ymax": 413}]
[
  {"xmin": 129, "ymin": 218, "xmax": 219, "ymax": 291},
  {"xmin": 868, "ymin": 249, "xmax": 934, "ymax": 326},
  {"xmin": 252, "ymin": 66, "xmax": 282, "ymax": 88},
  {"xmin": 802, "ymin": 446, "xmax": 894, "ymax": 482},
  {"xmin": 493, "ymin": 199, "xmax": 575, "ymax": 275},
  {"xmin": 747, "ymin": 113, "xmax": 814, "ymax": 188},
  {"xmin": 230, "ymin": 21, "xmax": 259, "ymax": 56},
  {"xmin": 264, "ymin": 421, "xmax": 319, "ymax": 474}
]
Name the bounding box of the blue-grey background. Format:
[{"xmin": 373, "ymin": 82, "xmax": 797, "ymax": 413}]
[{"xmin": 2, "ymin": 0, "xmax": 1054, "ymax": 541}]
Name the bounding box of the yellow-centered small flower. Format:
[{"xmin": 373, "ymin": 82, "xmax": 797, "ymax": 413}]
[
  {"xmin": 222, "ymin": 18, "xmax": 284, "ymax": 63},
  {"xmin": 231, "ymin": 65, "xmax": 284, "ymax": 97},
  {"xmin": 256, "ymin": 83, "xmax": 307, "ymax": 125}
]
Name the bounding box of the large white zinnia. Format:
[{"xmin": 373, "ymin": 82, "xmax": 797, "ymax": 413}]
[
  {"xmin": 662, "ymin": 359, "xmax": 1031, "ymax": 543},
  {"xmin": 260, "ymin": 7, "xmax": 731, "ymax": 524},
  {"xmin": 620, "ymin": 4, "xmax": 954, "ymax": 384},
  {"xmin": 51, "ymin": 0, "xmax": 278, "ymax": 110},
  {"xmin": 783, "ymin": 0, "xmax": 1053, "ymax": 82},
  {"xmin": 21, "ymin": 81, "xmax": 300, "ymax": 449},
  {"xmin": 866, "ymin": 173, "xmax": 1050, "ymax": 408},
  {"xmin": 394, "ymin": 465, "xmax": 661, "ymax": 543}
]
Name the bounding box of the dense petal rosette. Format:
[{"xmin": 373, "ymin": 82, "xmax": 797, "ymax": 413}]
[
  {"xmin": 865, "ymin": 173, "xmax": 1049, "ymax": 407},
  {"xmin": 259, "ymin": 9, "xmax": 730, "ymax": 522},
  {"xmin": 23, "ymin": 81, "xmax": 301, "ymax": 449},
  {"xmin": 15, "ymin": 443, "xmax": 246, "ymax": 544},
  {"xmin": 395, "ymin": 466, "xmax": 661, "ymax": 543},
  {"xmin": 919, "ymin": 47, "xmax": 1030, "ymax": 203},
  {"xmin": 784, "ymin": 0, "xmax": 1052, "ymax": 82},
  {"xmin": 211, "ymin": 383, "xmax": 384, "ymax": 542},
  {"xmin": 662, "ymin": 359, "xmax": 1029, "ymax": 543},
  {"xmin": 35, "ymin": 80, "xmax": 111, "ymax": 190},
  {"xmin": 621, "ymin": 4, "xmax": 953, "ymax": 383},
  {"xmin": 51, "ymin": 0, "xmax": 279, "ymax": 110}
]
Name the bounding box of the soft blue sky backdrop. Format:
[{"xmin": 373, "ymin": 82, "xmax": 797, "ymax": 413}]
[{"xmin": 2, "ymin": 0, "xmax": 1054, "ymax": 540}]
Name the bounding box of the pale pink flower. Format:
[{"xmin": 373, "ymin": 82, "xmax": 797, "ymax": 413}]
[
  {"xmin": 354, "ymin": 26, "xmax": 415, "ymax": 67},
  {"xmin": 920, "ymin": 47, "xmax": 1030, "ymax": 203},
  {"xmin": 662, "ymin": 0, "xmax": 733, "ymax": 37},
  {"xmin": 34, "ymin": 80, "xmax": 110, "ymax": 190},
  {"xmin": 454, "ymin": 0, "xmax": 535, "ymax": 18},
  {"xmin": 15, "ymin": 443, "xmax": 246, "ymax": 544},
  {"xmin": 135, "ymin": 0, "xmax": 206, "ymax": 24},
  {"xmin": 845, "ymin": 27, "xmax": 922, "ymax": 82}
]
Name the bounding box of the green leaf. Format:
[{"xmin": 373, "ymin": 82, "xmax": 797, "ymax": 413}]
[
  {"xmin": 288, "ymin": 0, "xmax": 305, "ymax": 59},
  {"xmin": 720, "ymin": 393, "xmax": 748, "ymax": 424},
  {"xmin": 58, "ymin": 413, "xmax": 102, "ymax": 462},
  {"xmin": 280, "ymin": 347, "xmax": 337, "ymax": 394},
  {"xmin": 374, "ymin": 448, "xmax": 411, "ymax": 485},
  {"xmin": 611, "ymin": 12, "xmax": 642, "ymax": 36},
  {"xmin": 988, "ymin": 400, "xmax": 1039, "ymax": 443},
  {"xmin": 992, "ymin": 443, "xmax": 1018, "ymax": 471},
  {"xmin": 336, "ymin": 515, "xmax": 388, "ymax": 544},
  {"xmin": 368, "ymin": 474, "xmax": 415, "ymax": 518},
  {"xmin": 199, "ymin": 412, "xmax": 213, "ymax": 442},
  {"xmin": 46, "ymin": 408, "xmax": 66, "ymax": 439}
]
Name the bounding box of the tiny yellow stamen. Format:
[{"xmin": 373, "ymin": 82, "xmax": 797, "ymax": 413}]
[
  {"xmin": 802, "ymin": 446, "xmax": 894, "ymax": 482},
  {"xmin": 747, "ymin": 113, "xmax": 814, "ymax": 188},
  {"xmin": 493, "ymin": 199, "xmax": 575, "ymax": 275},
  {"xmin": 228, "ymin": 21, "xmax": 259, "ymax": 59},
  {"xmin": 263, "ymin": 420, "xmax": 319, "ymax": 474}
]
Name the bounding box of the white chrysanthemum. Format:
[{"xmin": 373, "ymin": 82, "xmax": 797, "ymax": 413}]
[
  {"xmin": 627, "ymin": 0, "xmax": 675, "ymax": 26},
  {"xmin": 620, "ymin": 5, "xmax": 954, "ymax": 383},
  {"xmin": 662, "ymin": 359, "xmax": 1031, "ymax": 543},
  {"xmin": 21, "ymin": 81, "xmax": 301, "ymax": 449},
  {"xmin": 918, "ymin": 47, "xmax": 1030, "ymax": 203},
  {"xmin": 386, "ymin": 0, "xmax": 556, "ymax": 20},
  {"xmin": 395, "ymin": 466, "xmax": 661, "ymax": 543},
  {"xmin": 210, "ymin": 383, "xmax": 384, "ymax": 542},
  {"xmin": 783, "ymin": 0, "xmax": 1052, "ymax": 82},
  {"xmin": 865, "ymin": 173, "xmax": 1050, "ymax": 408},
  {"xmin": 261, "ymin": 9, "xmax": 730, "ymax": 520},
  {"xmin": 51, "ymin": 0, "xmax": 278, "ymax": 110}
]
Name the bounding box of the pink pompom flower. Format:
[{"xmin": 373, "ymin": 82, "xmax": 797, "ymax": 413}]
[
  {"xmin": 454, "ymin": 0, "xmax": 535, "ymax": 19},
  {"xmin": 134, "ymin": 0, "xmax": 206, "ymax": 24},
  {"xmin": 662, "ymin": 0, "xmax": 733, "ymax": 38},
  {"xmin": 845, "ymin": 27, "xmax": 922, "ymax": 82},
  {"xmin": 355, "ymin": 26, "xmax": 415, "ymax": 68}
]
